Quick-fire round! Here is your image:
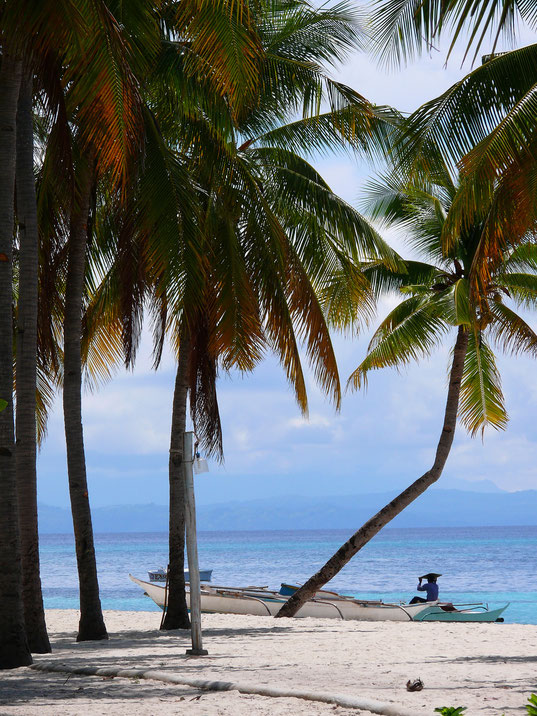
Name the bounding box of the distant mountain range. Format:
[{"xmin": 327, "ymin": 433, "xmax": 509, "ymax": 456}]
[{"xmin": 38, "ymin": 488, "xmax": 537, "ymax": 533}]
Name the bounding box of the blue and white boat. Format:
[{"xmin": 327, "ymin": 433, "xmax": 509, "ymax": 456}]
[{"xmin": 130, "ymin": 575, "xmax": 508, "ymax": 622}]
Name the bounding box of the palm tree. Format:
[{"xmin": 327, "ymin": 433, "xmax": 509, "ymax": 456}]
[
  {"xmin": 156, "ymin": 146, "xmax": 390, "ymax": 629},
  {"xmin": 62, "ymin": 152, "xmax": 112, "ymax": 642},
  {"xmin": 155, "ymin": 0, "xmax": 400, "ymax": 630},
  {"xmin": 82, "ymin": 0, "xmax": 400, "ymax": 631},
  {"xmin": 34, "ymin": 4, "xmax": 151, "ymax": 642},
  {"xmin": 69, "ymin": 0, "xmax": 266, "ymax": 630},
  {"xmin": 276, "ymin": 162, "xmax": 537, "ymax": 617},
  {"xmin": 1, "ymin": 0, "xmax": 163, "ymax": 649},
  {"xmin": 87, "ymin": 120, "xmax": 393, "ymax": 629},
  {"xmin": 15, "ymin": 69, "xmax": 51, "ymax": 653},
  {"xmin": 0, "ymin": 50, "xmax": 33, "ymax": 669}
]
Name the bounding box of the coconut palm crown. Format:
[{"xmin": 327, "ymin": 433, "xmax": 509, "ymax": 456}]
[
  {"xmin": 91, "ymin": 0, "xmax": 401, "ymax": 455},
  {"xmin": 352, "ymin": 162, "xmax": 537, "ymax": 437},
  {"xmin": 364, "ymin": 0, "xmax": 537, "ymax": 317}
]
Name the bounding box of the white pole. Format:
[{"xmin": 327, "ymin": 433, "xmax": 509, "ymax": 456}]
[{"xmin": 183, "ymin": 431, "xmax": 208, "ymax": 655}]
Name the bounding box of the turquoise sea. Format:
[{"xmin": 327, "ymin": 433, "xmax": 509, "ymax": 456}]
[{"xmin": 41, "ymin": 526, "xmax": 537, "ymax": 624}]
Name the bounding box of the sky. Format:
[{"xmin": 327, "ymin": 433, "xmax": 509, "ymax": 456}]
[{"xmin": 37, "ymin": 16, "xmax": 537, "ymax": 509}]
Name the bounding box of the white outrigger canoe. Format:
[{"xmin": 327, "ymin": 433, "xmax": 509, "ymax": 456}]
[{"xmin": 129, "ymin": 575, "xmax": 508, "ymax": 622}]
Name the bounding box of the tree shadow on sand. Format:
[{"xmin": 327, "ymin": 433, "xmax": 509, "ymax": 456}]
[
  {"xmin": 428, "ymin": 654, "xmax": 537, "ymax": 665},
  {"xmin": 0, "ymin": 670, "xmax": 206, "ymax": 709}
]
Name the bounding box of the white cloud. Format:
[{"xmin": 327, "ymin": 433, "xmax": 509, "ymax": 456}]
[
  {"xmin": 287, "ymin": 414, "xmax": 331, "ymax": 429},
  {"xmin": 82, "ymin": 384, "xmax": 173, "ymax": 455},
  {"xmin": 449, "ymin": 433, "xmax": 537, "ymax": 492}
]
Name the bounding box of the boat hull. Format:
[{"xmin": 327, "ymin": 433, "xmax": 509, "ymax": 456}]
[
  {"xmin": 130, "ymin": 576, "xmax": 506, "ymax": 622},
  {"xmin": 412, "ymin": 604, "xmax": 508, "ymax": 622}
]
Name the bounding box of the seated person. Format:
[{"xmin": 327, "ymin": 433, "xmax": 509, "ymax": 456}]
[{"xmin": 409, "ymin": 573, "xmax": 440, "ymax": 604}]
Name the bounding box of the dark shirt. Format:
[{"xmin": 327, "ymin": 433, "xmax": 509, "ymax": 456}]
[{"xmin": 417, "ymin": 582, "xmax": 439, "ymax": 601}]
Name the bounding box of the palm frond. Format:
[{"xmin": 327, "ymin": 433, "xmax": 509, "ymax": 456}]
[
  {"xmin": 367, "ymin": 0, "xmax": 530, "ymax": 68},
  {"xmin": 347, "ymin": 295, "xmax": 449, "ymax": 389},
  {"xmin": 260, "ymin": 0, "xmax": 363, "ymax": 68},
  {"xmin": 496, "ymin": 272, "xmax": 537, "ymax": 308},
  {"xmin": 255, "ymin": 98, "xmax": 399, "ymax": 161},
  {"xmin": 361, "ymin": 259, "xmax": 439, "ymax": 298},
  {"xmin": 459, "ymin": 330, "xmax": 507, "ymax": 437},
  {"xmin": 64, "ymin": 0, "xmax": 146, "ymax": 187},
  {"xmin": 206, "ymin": 197, "xmax": 266, "ymax": 373},
  {"xmin": 320, "ymin": 261, "xmax": 376, "ymax": 332},
  {"xmin": 188, "ymin": 311, "xmax": 223, "ymax": 460},
  {"xmin": 488, "ymin": 301, "xmax": 537, "ymax": 357},
  {"xmin": 459, "ymin": 80, "xmax": 537, "ymax": 189},
  {"xmin": 81, "ymin": 314, "xmax": 125, "ymax": 393},
  {"xmin": 252, "ymin": 146, "xmax": 402, "ymax": 269},
  {"xmin": 285, "ymin": 239, "xmax": 342, "ymax": 409},
  {"xmin": 395, "ymin": 45, "xmax": 537, "ymax": 171},
  {"xmin": 453, "ymin": 277, "xmax": 472, "ymax": 327},
  {"xmin": 502, "ymin": 242, "xmax": 537, "ymax": 273},
  {"xmin": 446, "ymin": 149, "xmax": 537, "ymax": 292},
  {"xmin": 361, "ymin": 172, "xmax": 452, "ymax": 264},
  {"xmin": 36, "ymin": 357, "xmax": 60, "ymax": 446},
  {"xmin": 174, "ymin": 0, "xmax": 263, "ymax": 112}
]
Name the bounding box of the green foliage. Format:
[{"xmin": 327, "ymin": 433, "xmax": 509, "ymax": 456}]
[
  {"xmin": 0, "ymin": 398, "xmax": 7, "ymax": 412},
  {"xmin": 435, "ymin": 694, "xmax": 537, "ymax": 715},
  {"xmin": 527, "ymin": 693, "xmax": 537, "ymax": 715}
]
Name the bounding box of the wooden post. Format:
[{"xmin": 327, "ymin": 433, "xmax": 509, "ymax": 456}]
[{"xmin": 183, "ymin": 431, "xmax": 208, "ymax": 655}]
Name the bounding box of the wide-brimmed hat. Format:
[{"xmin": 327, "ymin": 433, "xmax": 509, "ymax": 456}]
[{"xmin": 419, "ymin": 572, "xmax": 442, "ymax": 580}]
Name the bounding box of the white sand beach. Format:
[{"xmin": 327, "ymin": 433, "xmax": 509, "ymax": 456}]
[{"xmin": 1, "ymin": 610, "xmax": 536, "ymax": 716}]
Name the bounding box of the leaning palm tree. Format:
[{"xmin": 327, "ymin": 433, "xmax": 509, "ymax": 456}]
[{"xmin": 277, "ymin": 161, "xmax": 537, "ymax": 616}]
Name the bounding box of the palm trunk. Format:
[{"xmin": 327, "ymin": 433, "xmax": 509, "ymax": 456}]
[
  {"xmin": 276, "ymin": 326, "xmax": 469, "ymax": 618},
  {"xmin": 63, "ymin": 161, "xmax": 107, "ymax": 642},
  {"xmin": 161, "ymin": 324, "xmax": 191, "ymax": 630},
  {"xmin": 0, "ymin": 53, "xmax": 32, "ymax": 669},
  {"xmin": 15, "ymin": 70, "xmax": 51, "ymax": 654}
]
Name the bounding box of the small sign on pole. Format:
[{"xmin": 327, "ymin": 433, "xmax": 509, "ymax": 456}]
[{"xmin": 193, "ymin": 455, "xmax": 209, "ymax": 474}]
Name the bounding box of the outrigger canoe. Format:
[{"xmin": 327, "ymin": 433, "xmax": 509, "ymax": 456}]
[{"xmin": 129, "ymin": 575, "xmax": 508, "ymax": 622}]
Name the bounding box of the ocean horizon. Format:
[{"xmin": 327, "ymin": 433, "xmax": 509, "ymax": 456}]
[{"xmin": 40, "ymin": 525, "xmax": 537, "ymax": 624}]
